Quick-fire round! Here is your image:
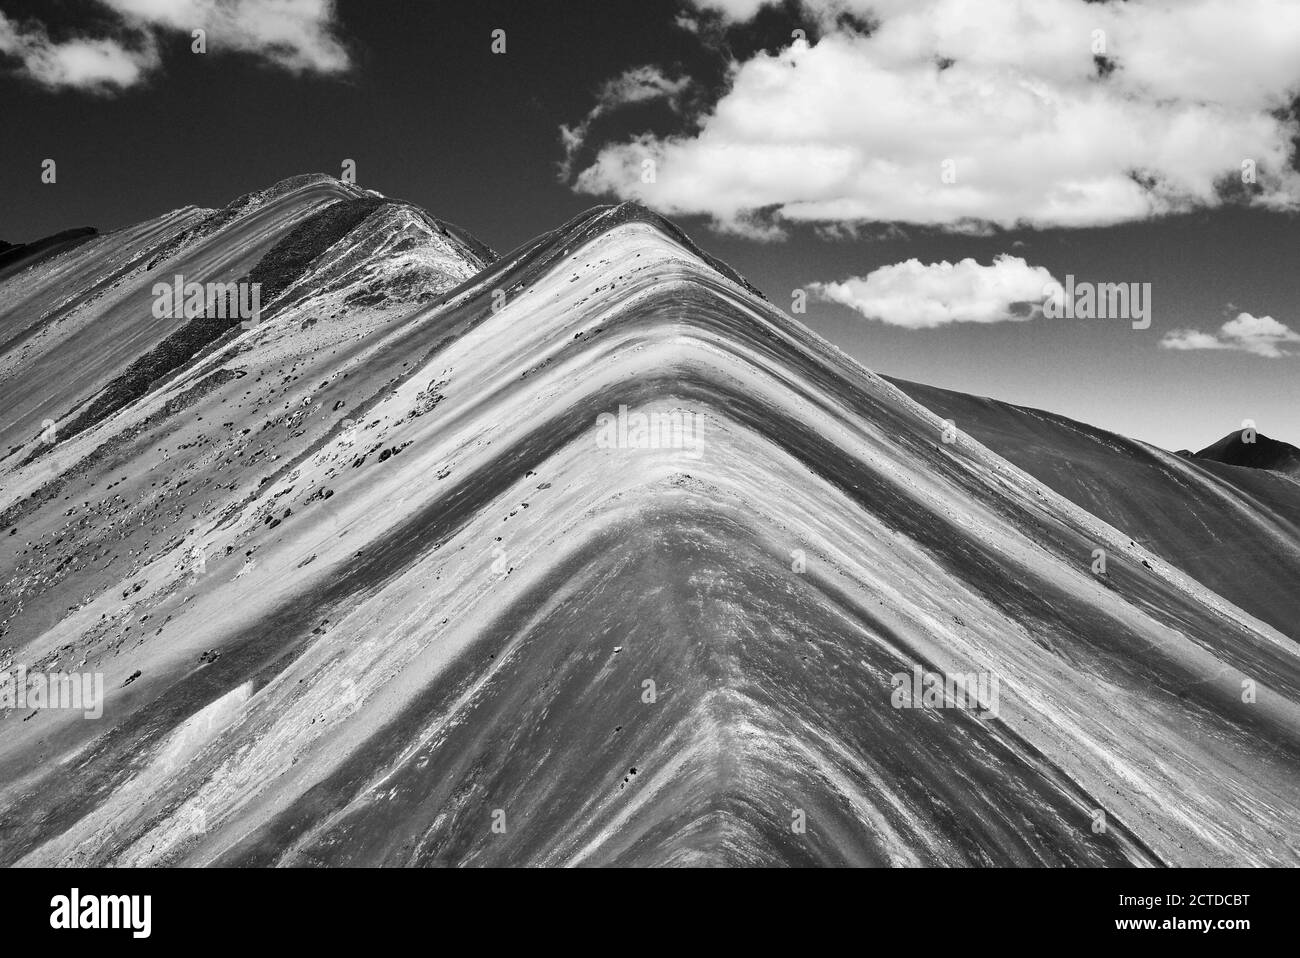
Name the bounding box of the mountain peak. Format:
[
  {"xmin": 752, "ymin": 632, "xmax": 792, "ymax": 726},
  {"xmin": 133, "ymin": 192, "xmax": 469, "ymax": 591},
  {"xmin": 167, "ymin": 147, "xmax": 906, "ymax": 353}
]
[
  {"xmin": 1193, "ymin": 429, "xmax": 1300, "ymax": 476},
  {"xmin": 540, "ymin": 200, "xmax": 770, "ymax": 303}
]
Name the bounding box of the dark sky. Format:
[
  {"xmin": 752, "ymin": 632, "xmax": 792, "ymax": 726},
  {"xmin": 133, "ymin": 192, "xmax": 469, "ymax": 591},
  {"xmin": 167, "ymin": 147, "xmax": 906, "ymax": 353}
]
[{"xmin": 1, "ymin": 0, "xmax": 1296, "ymax": 451}]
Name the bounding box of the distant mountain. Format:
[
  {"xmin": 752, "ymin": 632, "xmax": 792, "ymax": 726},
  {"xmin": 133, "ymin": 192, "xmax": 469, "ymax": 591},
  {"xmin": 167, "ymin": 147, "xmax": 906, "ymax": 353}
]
[
  {"xmin": 1, "ymin": 177, "xmax": 1297, "ymax": 867},
  {"xmin": 0, "ymin": 226, "xmax": 97, "ymax": 284},
  {"xmin": 1192, "ymin": 429, "xmax": 1300, "ymax": 477},
  {"xmin": 888, "ymin": 378, "xmax": 1300, "ymax": 641}
]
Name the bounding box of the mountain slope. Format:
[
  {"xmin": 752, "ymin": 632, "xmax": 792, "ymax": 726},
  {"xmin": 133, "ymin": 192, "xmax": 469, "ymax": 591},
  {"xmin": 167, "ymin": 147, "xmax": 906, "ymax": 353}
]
[
  {"xmin": 0, "ymin": 228, "xmax": 98, "ymax": 285},
  {"xmin": 888, "ymin": 378, "xmax": 1300, "ymax": 642},
  {"xmin": 0, "ymin": 174, "xmax": 492, "ymax": 462},
  {"xmin": 0, "ymin": 192, "xmax": 1297, "ymax": 867}
]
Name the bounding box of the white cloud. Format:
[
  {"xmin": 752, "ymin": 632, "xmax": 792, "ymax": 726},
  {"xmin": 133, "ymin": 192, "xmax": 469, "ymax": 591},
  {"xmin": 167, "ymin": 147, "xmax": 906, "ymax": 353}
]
[
  {"xmin": 106, "ymin": 0, "xmax": 350, "ymax": 74},
  {"xmin": 560, "ymin": 66, "xmax": 691, "ymax": 179},
  {"xmin": 692, "ymin": 0, "xmax": 774, "ymax": 18},
  {"xmin": 1162, "ymin": 312, "xmax": 1300, "ymax": 357},
  {"xmin": 568, "ymin": 0, "xmax": 1300, "ymax": 233},
  {"xmin": 0, "ymin": 0, "xmax": 349, "ymax": 92},
  {"xmin": 810, "ymin": 254, "xmax": 1063, "ymax": 329},
  {"xmin": 0, "ymin": 13, "xmax": 159, "ymax": 92}
]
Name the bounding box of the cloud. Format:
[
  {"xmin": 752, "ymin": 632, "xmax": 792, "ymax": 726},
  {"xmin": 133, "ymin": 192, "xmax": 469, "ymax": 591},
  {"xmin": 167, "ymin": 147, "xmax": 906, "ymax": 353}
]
[
  {"xmin": 674, "ymin": 14, "xmax": 704, "ymax": 34},
  {"xmin": 810, "ymin": 254, "xmax": 1063, "ymax": 329},
  {"xmin": 560, "ymin": 66, "xmax": 691, "ymax": 179},
  {"xmin": 106, "ymin": 0, "xmax": 350, "ymax": 74},
  {"xmin": 567, "ymin": 0, "xmax": 1300, "ymax": 233},
  {"xmin": 1161, "ymin": 312, "xmax": 1300, "ymax": 357},
  {"xmin": 691, "ymin": 0, "xmax": 774, "ymax": 18},
  {"xmin": 0, "ymin": 13, "xmax": 159, "ymax": 92},
  {"xmin": 0, "ymin": 0, "xmax": 349, "ymax": 92}
]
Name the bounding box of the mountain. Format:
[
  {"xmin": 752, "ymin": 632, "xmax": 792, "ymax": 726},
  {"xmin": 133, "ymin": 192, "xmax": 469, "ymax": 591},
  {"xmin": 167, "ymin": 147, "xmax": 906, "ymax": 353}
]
[
  {"xmin": 1191, "ymin": 430, "xmax": 1300, "ymax": 478},
  {"xmin": 0, "ymin": 178, "xmax": 1297, "ymax": 867},
  {"xmin": 0, "ymin": 227, "xmax": 98, "ymax": 286},
  {"xmin": 888, "ymin": 378, "xmax": 1300, "ymax": 641},
  {"xmin": 0, "ymin": 174, "xmax": 492, "ymax": 465}
]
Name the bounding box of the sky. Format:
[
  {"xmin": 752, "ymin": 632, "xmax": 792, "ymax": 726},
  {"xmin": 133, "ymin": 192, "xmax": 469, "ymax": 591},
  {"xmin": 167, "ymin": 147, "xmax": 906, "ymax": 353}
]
[{"xmin": 1, "ymin": 0, "xmax": 1297, "ymax": 452}]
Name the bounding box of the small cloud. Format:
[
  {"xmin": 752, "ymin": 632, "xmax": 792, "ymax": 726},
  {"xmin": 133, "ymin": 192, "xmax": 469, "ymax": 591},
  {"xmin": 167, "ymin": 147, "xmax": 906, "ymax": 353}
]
[
  {"xmin": 0, "ymin": 0, "xmax": 351, "ymax": 94},
  {"xmin": 0, "ymin": 12, "xmax": 159, "ymax": 93},
  {"xmin": 1161, "ymin": 311, "xmax": 1300, "ymax": 357},
  {"xmin": 108, "ymin": 0, "xmax": 352, "ymax": 75},
  {"xmin": 812, "ymin": 222, "xmax": 910, "ymax": 242},
  {"xmin": 709, "ymin": 212, "xmax": 787, "ymax": 242},
  {"xmin": 559, "ymin": 65, "xmax": 692, "ymax": 179},
  {"xmin": 809, "ymin": 255, "xmax": 1062, "ymax": 330},
  {"xmin": 690, "ymin": 0, "xmax": 773, "ymax": 20},
  {"xmin": 592, "ymin": 64, "xmax": 691, "ymax": 117}
]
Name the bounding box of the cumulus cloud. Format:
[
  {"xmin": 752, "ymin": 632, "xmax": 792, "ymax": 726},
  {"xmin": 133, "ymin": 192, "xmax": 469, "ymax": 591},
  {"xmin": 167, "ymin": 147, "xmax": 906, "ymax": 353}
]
[
  {"xmin": 0, "ymin": 0, "xmax": 349, "ymax": 92},
  {"xmin": 810, "ymin": 254, "xmax": 1063, "ymax": 328},
  {"xmin": 567, "ymin": 0, "xmax": 1300, "ymax": 233},
  {"xmin": 1161, "ymin": 312, "xmax": 1300, "ymax": 357}
]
